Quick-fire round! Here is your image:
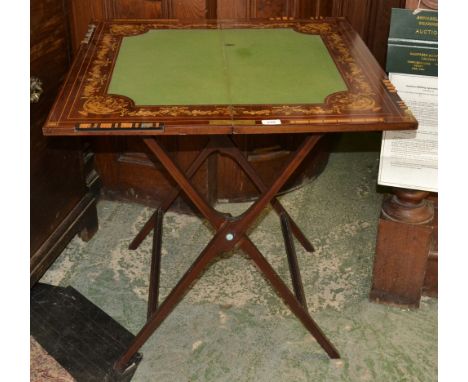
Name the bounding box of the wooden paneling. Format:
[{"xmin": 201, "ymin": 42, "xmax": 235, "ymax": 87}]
[
  {"xmin": 68, "ymin": 0, "xmax": 405, "ymax": 65},
  {"xmin": 330, "ymin": 0, "xmax": 406, "ymax": 68},
  {"xmin": 366, "ymin": 0, "xmax": 407, "ymax": 68},
  {"xmin": 216, "ymin": 135, "xmax": 331, "ymax": 201},
  {"xmin": 255, "ymin": 0, "xmax": 293, "ymax": 18},
  {"xmin": 31, "ymin": 0, "xmax": 99, "ymax": 285},
  {"xmin": 68, "ymin": 0, "xmax": 107, "ymax": 52},
  {"xmin": 106, "ymin": 0, "xmax": 162, "ymax": 18},
  {"xmin": 31, "ymin": 0, "xmax": 79, "ymax": 253},
  {"xmin": 69, "ymin": 1, "xmax": 163, "ymax": 50},
  {"xmin": 217, "ymin": 0, "xmax": 250, "ymax": 19},
  {"xmin": 217, "ymin": 0, "xmax": 324, "ymax": 19},
  {"xmin": 331, "ymin": 0, "xmax": 371, "ymax": 37},
  {"xmin": 170, "ymin": 0, "xmax": 206, "ymax": 18},
  {"xmin": 31, "ymin": 0, "xmax": 71, "ymax": 93},
  {"xmin": 94, "ymin": 136, "xmax": 212, "ymax": 210}
]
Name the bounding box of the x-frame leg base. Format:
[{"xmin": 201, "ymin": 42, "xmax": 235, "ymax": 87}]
[
  {"xmin": 114, "ymin": 134, "xmax": 340, "ymax": 372},
  {"xmin": 128, "ymin": 137, "xmax": 314, "ymax": 253}
]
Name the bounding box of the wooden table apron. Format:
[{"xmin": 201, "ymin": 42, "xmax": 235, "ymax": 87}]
[{"xmin": 42, "ymin": 18, "xmax": 418, "ymax": 375}]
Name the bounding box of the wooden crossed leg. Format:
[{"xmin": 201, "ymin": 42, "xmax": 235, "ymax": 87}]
[{"xmin": 114, "ymin": 134, "xmax": 339, "ymax": 374}]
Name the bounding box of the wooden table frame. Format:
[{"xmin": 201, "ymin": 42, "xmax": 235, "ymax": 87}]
[
  {"xmin": 113, "ymin": 133, "xmax": 340, "ymax": 374},
  {"xmin": 43, "ymin": 19, "xmax": 417, "ymax": 136}
]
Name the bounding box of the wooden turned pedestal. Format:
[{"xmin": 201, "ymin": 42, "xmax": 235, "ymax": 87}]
[
  {"xmin": 381, "ymin": 189, "xmax": 434, "ymax": 224},
  {"xmin": 370, "ymin": 188, "xmax": 437, "ymax": 308}
]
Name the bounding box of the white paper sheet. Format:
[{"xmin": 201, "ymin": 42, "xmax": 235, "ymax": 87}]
[{"xmin": 378, "ymin": 73, "xmax": 438, "ymax": 192}]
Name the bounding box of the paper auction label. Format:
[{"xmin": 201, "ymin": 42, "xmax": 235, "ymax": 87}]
[{"xmin": 261, "ymin": 119, "xmax": 282, "ymax": 125}]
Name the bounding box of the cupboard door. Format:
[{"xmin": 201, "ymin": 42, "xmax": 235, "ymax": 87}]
[
  {"xmin": 31, "ymin": 0, "xmax": 81, "ymax": 254},
  {"xmin": 31, "ymin": 0, "xmax": 98, "ymax": 284}
]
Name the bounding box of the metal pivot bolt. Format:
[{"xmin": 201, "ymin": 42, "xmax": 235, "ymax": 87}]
[{"xmin": 226, "ymin": 233, "xmax": 234, "ymax": 241}]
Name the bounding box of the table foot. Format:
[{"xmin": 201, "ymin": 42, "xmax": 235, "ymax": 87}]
[{"xmin": 108, "ymin": 353, "xmax": 142, "ymax": 382}]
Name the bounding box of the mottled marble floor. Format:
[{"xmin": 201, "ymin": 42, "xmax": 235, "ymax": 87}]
[
  {"xmin": 30, "ymin": 337, "xmax": 74, "ymax": 382},
  {"xmin": 40, "ymin": 133, "xmax": 437, "ymax": 382}
]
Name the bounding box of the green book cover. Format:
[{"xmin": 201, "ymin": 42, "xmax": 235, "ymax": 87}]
[{"xmin": 386, "ymin": 8, "xmax": 438, "ymax": 76}]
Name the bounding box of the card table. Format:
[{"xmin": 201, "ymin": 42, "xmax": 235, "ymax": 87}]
[{"xmin": 44, "ymin": 18, "xmax": 417, "ymax": 378}]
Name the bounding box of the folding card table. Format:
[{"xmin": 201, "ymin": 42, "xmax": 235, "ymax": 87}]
[{"xmin": 44, "ymin": 18, "xmax": 417, "ymax": 377}]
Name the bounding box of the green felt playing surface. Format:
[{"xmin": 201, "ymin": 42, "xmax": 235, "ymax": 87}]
[{"xmin": 108, "ymin": 28, "xmax": 347, "ymax": 106}]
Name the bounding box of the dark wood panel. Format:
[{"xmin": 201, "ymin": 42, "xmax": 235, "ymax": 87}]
[
  {"xmin": 217, "ymin": 0, "xmax": 249, "ymax": 19},
  {"xmin": 106, "ymin": 0, "xmax": 162, "ymax": 18},
  {"xmin": 68, "ymin": 0, "xmax": 107, "ymax": 52},
  {"xmin": 331, "ymin": 0, "xmax": 371, "ymax": 36},
  {"xmin": 30, "ymin": 196, "xmax": 98, "ymax": 286},
  {"xmin": 365, "ymin": 0, "xmax": 406, "ymax": 69},
  {"xmin": 94, "ymin": 136, "xmax": 212, "ymax": 210},
  {"xmin": 217, "ymin": 0, "xmax": 324, "ymax": 19},
  {"xmin": 330, "ymin": 0, "xmax": 406, "ymax": 68},
  {"xmin": 170, "ymin": 0, "xmax": 206, "ymax": 18},
  {"xmin": 254, "ymin": 0, "xmax": 292, "ymax": 18},
  {"xmin": 31, "ymin": 0, "xmax": 82, "ymax": 254},
  {"xmin": 31, "ymin": 0, "xmax": 71, "ymax": 90},
  {"xmin": 30, "ymin": 136, "xmax": 84, "ymax": 253},
  {"xmin": 216, "ymin": 135, "xmax": 331, "ymax": 201},
  {"xmin": 69, "ymin": 1, "xmax": 163, "ymax": 51},
  {"xmin": 31, "ymin": 0, "xmax": 99, "ymax": 284}
]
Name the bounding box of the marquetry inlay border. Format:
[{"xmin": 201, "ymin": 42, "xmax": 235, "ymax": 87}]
[{"xmin": 75, "ymin": 19, "xmax": 385, "ymax": 120}]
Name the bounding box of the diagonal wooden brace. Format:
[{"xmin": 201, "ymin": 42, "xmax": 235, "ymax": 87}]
[
  {"xmin": 238, "ymin": 237, "xmax": 339, "ymax": 358},
  {"xmin": 129, "ymin": 136, "xmax": 314, "ymax": 252},
  {"xmin": 128, "ymin": 143, "xmax": 219, "ymax": 250},
  {"xmin": 214, "ymin": 135, "xmax": 314, "ymax": 252},
  {"xmin": 114, "ymin": 134, "xmax": 339, "ymax": 372}
]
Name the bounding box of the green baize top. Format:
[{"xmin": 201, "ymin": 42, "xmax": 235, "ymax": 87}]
[{"xmin": 108, "ymin": 28, "xmax": 347, "ymax": 106}]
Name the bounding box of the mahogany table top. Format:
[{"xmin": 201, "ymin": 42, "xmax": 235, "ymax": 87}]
[{"xmin": 43, "ymin": 18, "xmax": 417, "ymax": 136}]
